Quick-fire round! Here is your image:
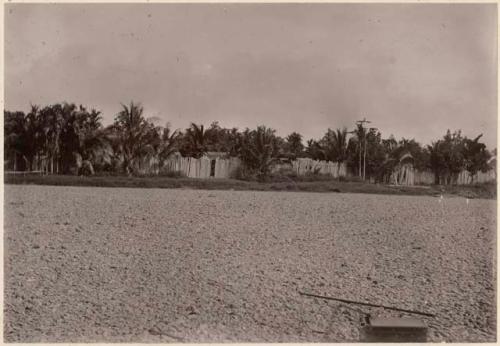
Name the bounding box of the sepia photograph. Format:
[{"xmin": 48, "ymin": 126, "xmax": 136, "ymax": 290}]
[{"xmin": 3, "ymin": 2, "xmax": 497, "ymax": 343}]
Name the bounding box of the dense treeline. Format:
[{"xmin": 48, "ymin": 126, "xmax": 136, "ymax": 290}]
[{"xmin": 4, "ymin": 101, "xmax": 495, "ymax": 184}]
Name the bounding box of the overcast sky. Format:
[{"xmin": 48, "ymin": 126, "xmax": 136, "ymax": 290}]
[{"xmin": 5, "ymin": 3, "xmax": 498, "ymax": 148}]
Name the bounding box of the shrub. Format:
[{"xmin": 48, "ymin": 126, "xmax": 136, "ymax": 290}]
[
  {"xmin": 232, "ymin": 165, "xmax": 258, "ymax": 181},
  {"xmin": 262, "ymin": 166, "xmax": 297, "ymax": 183},
  {"xmin": 238, "ymin": 126, "xmax": 280, "ymax": 178}
]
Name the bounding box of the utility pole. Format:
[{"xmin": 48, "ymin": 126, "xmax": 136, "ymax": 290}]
[
  {"xmin": 359, "ymin": 139, "xmax": 362, "ymax": 179},
  {"xmin": 356, "ymin": 118, "xmax": 371, "ymax": 181},
  {"xmin": 366, "ymin": 127, "xmax": 378, "ymax": 181},
  {"xmin": 363, "ymin": 132, "xmax": 367, "ymax": 180}
]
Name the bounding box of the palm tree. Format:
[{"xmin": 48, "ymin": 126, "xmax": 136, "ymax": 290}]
[
  {"xmin": 322, "ymin": 127, "xmax": 349, "ymax": 176},
  {"xmin": 382, "ymin": 136, "xmax": 398, "ymax": 153},
  {"xmin": 285, "ymin": 132, "xmax": 304, "ymax": 159},
  {"xmin": 352, "ymin": 123, "xmax": 367, "ymax": 178},
  {"xmin": 80, "ymin": 130, "xmax": 112, "ymax": 174},
  {"xmin": 158, "ymin": 125, "xmax": 179, "ymax": 165},
  {"xmin": 4, "ymin": 111, "xmax": 27, "ymax": 171},
  {"xmin": 113, "ymin": 101, "xmax": 150, "ymax": 175},
  {"xmin": 428, "ymin": 140, "xmax": 450, "ymax": 185},
  {"xmin": 239, "ymin": 126, "xmax": 279, "ymax": 179},
  {"xmin": 40, "ymin": 103, "xmax": 109, "ymax": 175},
  {"xmin": 204, "ymin": 121, "xmax": 226, "ymax": 152},
  {"xmin": 140, "ymin": 123, "xmax": 179, "ymax": 173},
  {"xmin": 59, "ymin": 104, "xmax": 84, "ymax": 173},
  {"xmin": 47, "ymin": 103, "xmax": 76, "ymax": 173},
  {"xmin": 5, "ymin": 105, "xmax": 48, "ymax": 171},
  {"xmin": 226, "ymin": 127, "xmax": 242, "ymax": 157},
  {"xmin": 427, "ymin": 130, "xmax": 465, "ymax": 185},
  {"xmin": 305, "ymin": 139, "xmax": 326, "ymax": 160},
  {"xmin": 463, "ymin": 134, "xmax": 491, "ymax": 183},
  {"xmin": 76, "ymin": 108, "xmax": 112, "ymax": 174},
  {"xmin": 183, "ymin": 123, "xmax": 207, "ymax": 158}
]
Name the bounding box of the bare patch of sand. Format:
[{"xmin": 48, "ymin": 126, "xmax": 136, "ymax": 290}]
[{"xmin": 4, "ymin": 185, "xmax": 496, "ymax": 342}]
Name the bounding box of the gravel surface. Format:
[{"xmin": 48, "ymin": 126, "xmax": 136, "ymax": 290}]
[{"xmin": 4, "ymin": 185, "xmax": 496, "ymax": 342}]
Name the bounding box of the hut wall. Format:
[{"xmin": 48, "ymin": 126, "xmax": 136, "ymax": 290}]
[
  {"xmin": 291, "ymin": 158, "xmax": 347, "ymax": 178},
  {"xmin": 391, "ymin": 165, "xmax": 495, "ymax": 186},
  {"xmin": 162, "ymin": 156, "xmax": 241, "ymax": 179},
  {"xmin": 161, "ymin": 155, "xmax": 495, "ymax": 185}
]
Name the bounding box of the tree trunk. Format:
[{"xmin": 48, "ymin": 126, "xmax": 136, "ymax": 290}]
[
  {"xmin": 358, "ymin": 143, "xmax": 362, "ymax": 178},
  {"xmin": 363, "ymin": 138, "xmax": 367, "ymax": 181}
]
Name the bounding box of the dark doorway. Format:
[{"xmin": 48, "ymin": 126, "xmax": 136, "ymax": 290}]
[{"xmin": 210, "ymin": 159, "xmax": 216, "ymax": 177}]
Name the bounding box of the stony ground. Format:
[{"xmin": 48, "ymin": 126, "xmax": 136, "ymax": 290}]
[{"xmin": 4, "ymin": 185, "xmax": 496, "ymax": 342}]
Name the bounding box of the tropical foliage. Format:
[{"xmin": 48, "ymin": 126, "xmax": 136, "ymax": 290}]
[
  {"xmin": 284, "ymin": 132, "xmax": 304, "ymax": 159},
  {"xmin": 4, "ymin": 101, "xmax": 496, "ymax": 184},
  {"xmin": 238, "ymin": 126, "xmax": 281, "ymax": 180},
  {"xmin": 5, "ymin": 104, "xmax": 111, "ymax": 174},
  {"xmin": 428, "ymin": 130, "xmax": 492, "ymax": 184}
]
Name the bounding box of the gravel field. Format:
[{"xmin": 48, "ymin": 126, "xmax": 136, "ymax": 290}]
[{"xmin": 4, "ymin": 185, "xmax": 496, "ymax": 342}]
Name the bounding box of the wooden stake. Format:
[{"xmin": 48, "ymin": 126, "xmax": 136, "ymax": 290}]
[{"xmin": 299, "ymin": 291, "xmax": 436, "ymax": 318}]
